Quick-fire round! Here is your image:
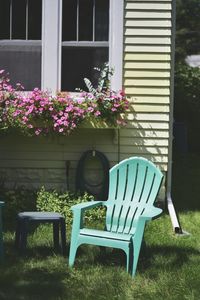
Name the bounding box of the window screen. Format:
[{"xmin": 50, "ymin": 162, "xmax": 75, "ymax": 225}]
[{"xmin": 0, "ymin": 0, "xmax": 42, "ymax": 90}]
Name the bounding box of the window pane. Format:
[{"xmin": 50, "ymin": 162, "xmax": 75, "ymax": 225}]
[
  {"xmin": 79, "ymin": 0, "xmax": 93, "ymax": 41},
  {"xmin": 61, "ymin": 47, "xmax": 108, "ymax": 91},
  {"xmin": 62, "ymin": 0, "xmax": 77, "ymax": 41},
  {"xmin": 28, "ymin": 0, "xmax": 42, "ymax": 40},
  {"xmin": 95, "ymin": 0, "xmax": 109, "ymax": 41},
  {"xmin": 0, "ymin": 0, "xmax": 10, "ymax": 39},
  {"xmin": 0, "ymin": 43, "xmax": 41, "ymax": 90},
  {"xmin": 12, "ymin": 0, "xmax": 26, "ymax": 39}
]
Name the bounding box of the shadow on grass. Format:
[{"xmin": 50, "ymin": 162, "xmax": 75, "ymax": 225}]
[
  {"xmin": 172, "ymin": 152, "xmax": 200, "ymax": 211},
  {"xmin": 141, "ymin": 244, "xmax": 200, "ymax": 270},
  {"xmin": 0, "ymin": 263, "xmax": 69, "ymax": 300}
]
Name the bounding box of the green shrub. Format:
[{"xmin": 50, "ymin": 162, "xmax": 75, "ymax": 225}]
[
  {"xmin": 36, "ymin": 187, "xmax": 106, "ymax": 228},
  {"xmin": 175, "ymin": 63, "xmax": 200, "ymax": 120},
  {"xmin": 0, "ymin": 187, "xmax": 37, "ymax": 228}
]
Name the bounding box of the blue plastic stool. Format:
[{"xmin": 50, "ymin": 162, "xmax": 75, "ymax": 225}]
[
  {"xmin": 0, "ymin": 201, "xmax": 4, "ymax": 261},
  {"xmin": 15, "ymin": 212, "xmax": 66, "ymax": 255}
]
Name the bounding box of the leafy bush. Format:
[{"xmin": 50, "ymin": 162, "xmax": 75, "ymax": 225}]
[
  {"xmin": 36, "ymin": 187, "xmax": 106, "ymax": 228},
  {"xmin": 174, "ymin": 63, "xmax": 200, "ymax": 150},
  {"xmin": 174, "ymin": 63, "xmax": 200, "ymax": 120},
  {"xmin": 0, "ymin": 187, "xmax": 37, "ymax": 228}
]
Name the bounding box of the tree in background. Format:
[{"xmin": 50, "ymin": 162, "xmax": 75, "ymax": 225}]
[
  {"xmin": 175, "ymin": 0, "xmax": 200, "ymax": 62},
  {"xmin": 174, "ymin": 0, "xmax": 200, "ymax": 151}
]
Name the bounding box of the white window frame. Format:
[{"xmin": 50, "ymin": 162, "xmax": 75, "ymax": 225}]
[{"xmin": 41, "ymin": 0, "xmax": 124, "ymax": 93}]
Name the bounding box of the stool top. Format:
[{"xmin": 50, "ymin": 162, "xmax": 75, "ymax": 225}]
[{"xmin": 18, "ymin": 211, "xmax": 64, "ymax": 220}]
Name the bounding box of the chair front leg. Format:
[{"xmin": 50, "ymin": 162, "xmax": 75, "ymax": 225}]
[
  {"xmin": 69, "ymin": 209, "xmax": 83, "ymax": 267},
  {"xmin": 131, "ymin": 219, "xmax": 146, "ymax": 277}
]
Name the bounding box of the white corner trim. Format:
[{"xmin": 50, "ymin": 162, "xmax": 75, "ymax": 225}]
[
  {"xmin": 109, "ymin": 0, "xmax": 124, "ymax": 91},
  {"xmin": 42, "ymin": 0, "xmax": 62, "ymax": 93}
]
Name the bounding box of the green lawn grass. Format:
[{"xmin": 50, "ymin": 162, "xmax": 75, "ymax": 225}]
[{"xmin": 0, "ymin": 211, "xmax": 200, "ymax": 300}]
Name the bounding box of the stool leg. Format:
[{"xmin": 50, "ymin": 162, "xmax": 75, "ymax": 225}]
[
  {"xmin": 15, "ymin": 218, "xmax": 21, "ymax": 249},
  {"xmin": 53, "ymin": 222, "xmax": 59, "ymax": 250},
  {"xmin": 60, "ymin": 218, "xmax": 66, "ymax": 256},
  {"xmin": 0, "ymin": 213, "xmax": 3, "ymax": 261},
  {"xmin": 20, "ymin": 219, "xmax": 28, "ymax": 253}
]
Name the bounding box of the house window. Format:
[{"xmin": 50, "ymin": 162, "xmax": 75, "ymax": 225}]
[
  {"xmin": 0, "ymin": 0, "xmax": 42, "ymax": 90},
  {"xmin": 0, "ymin": 0, "xmax": 123, "ymax": 93},
  {"xmin": 42, "ymin": 0, "xmax": 123, "ymax": 93},
  {"xmin": 61, "ymin": 0, "xmax": 109, "ymax": 91}
]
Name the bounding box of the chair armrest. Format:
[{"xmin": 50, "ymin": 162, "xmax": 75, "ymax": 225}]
[
  {"xmin": 71, "ymin": 201, "xmax": 105, "ymax": 212},
  {"xmin": 140, "ymin": 206, "xmax": 163, "ymax": 221}
]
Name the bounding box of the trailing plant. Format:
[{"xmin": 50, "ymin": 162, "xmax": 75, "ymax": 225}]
[
  {"xmin": 36, "ymin": 186, "xmax": 106, "ymax": 228},
  {"xmin": 0, "ymin": 68, "xmax": 129, "ymax": 136}
]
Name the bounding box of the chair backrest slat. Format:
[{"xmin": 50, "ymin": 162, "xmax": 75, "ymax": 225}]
[
  {"xmin": 106, "ymin": 157, "xmax": 163, "ymax": 234},
  {"xmin": 117, "ymin": 163, "xmax": 138, "ymax": 233},
  {"xmin": 110, "ymin": 163, "xmax": 130, "ymax": 232}
]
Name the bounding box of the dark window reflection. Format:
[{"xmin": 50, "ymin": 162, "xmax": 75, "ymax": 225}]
[
  {"xmin": 79, "ymin": 0, "xmax": 93, "ymax": 41},
  {"xmin": 95, "ymin": 0, "xmax": 109, "ymax": 41},
  {"xmin": 62, "ymin": 0, "xmax": 77, "ymax": 41},
  {"xmin": 62, "ymin": 47, "xmax": 108, "ymax": 91},
  {"xmin": 0, "ymin": 0, "xmax": 10, "ymax": 39},
  {"xmin": 12, "ymin": 0, "xmax": 26, "ymax": 39},
  {"xmin": 28, "ymin": 0, "xmax": 42, "ymax": 40}
]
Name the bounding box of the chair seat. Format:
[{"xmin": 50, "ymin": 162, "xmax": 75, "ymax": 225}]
[{"xmin": 80, "ymin": 228, "xmax": 135, "ymax": 242}]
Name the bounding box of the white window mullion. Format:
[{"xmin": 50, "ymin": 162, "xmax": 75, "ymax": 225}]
[
  {"xmin": 109, "ymin": 0, "xmax": 124, "ymax": 91},
  {"xmin": 92, "ymin": 0, "xmax": 95, "ymax": 41},
  {"xmin": 42, "ymin": 0, "xmax": 62, "ymax": 93},
  {"xmin": 76, "ymin": 0, "xmax": 79, "ymax": 41},
  {"xmin": 10, "ymin": 0, "xmax": 12, "ymax": 39},
  {"xmin": 26, "ymin": 0, "xmax": 29, "ymax": 40}
]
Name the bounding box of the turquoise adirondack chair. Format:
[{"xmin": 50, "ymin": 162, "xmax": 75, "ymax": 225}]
[{"xmin": 69, "ymin": 157, "xmax": 163, "ymax": 277}]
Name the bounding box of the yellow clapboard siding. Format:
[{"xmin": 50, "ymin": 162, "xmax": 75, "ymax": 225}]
[
  {"xmin": 125, "ymin": 28, "xmax": 171, "ymax": 36},
  {"xmin": 120, "ymin": 145, "xmax": 168, "ymax": 155},
  {"xmin": 126, "ymin": 2, "xmax": 172, "ymax": 10},
  {"xmin": 120, "ymin": 136, "xmax": 169, "ymax": 146},
  {"xmin": 129, "ymin": 96, "xmax": 170, "ymax": 104},
  {"xmin": 126, "ymin": 113, "xmax": 169, "ymax": 122},
  {"xmin": 125, "ymin": 19, "xmax": 172, "ymax": 28},
  {"xmin": 124, "ymin": 78, "xmax": 170, "ymax": 86},
  {"xmin": 120, "ymin": 128, "xmax": 169, "ymax": 138},
  {"xmin": 125, "ymin": 11, "xmax": 171, "ymax": 19},
  {"xmin": 127, "ymin": 104, "xmax": 169, "ymax": 113},
  {"xmin": 0, "ymin": 160, "xmax": 65, "ymax": 168},
  {"xmin": 125, "ymin": 37, "xmax": 171, "ymax": 45},
  {"xmin": 124, "ymin": 45, "xmax": 171, "ymax": 53},
  {"xmin": 124, "ymin": 70, "xmax": 170, "ymax": 78},
  {"xmin": 125, "ymin": 87, "xmax": 170, "ymax": 95},
  {"xmin": 125, "ymin": 121, "xmax": 169, "ymax": 130},
  {"xmin": 124, "ymin": 53, "xmax": 171, "ymax": 61},
  {"xmin": 124, "ymin": 62, "xmax": 170, "ymax": 69},
  {"xmin": 119, "ymin": 155, "xmax": 167, "ymax": 171}
]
